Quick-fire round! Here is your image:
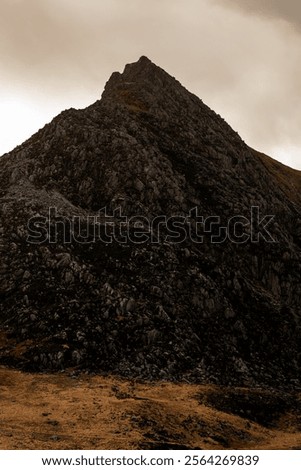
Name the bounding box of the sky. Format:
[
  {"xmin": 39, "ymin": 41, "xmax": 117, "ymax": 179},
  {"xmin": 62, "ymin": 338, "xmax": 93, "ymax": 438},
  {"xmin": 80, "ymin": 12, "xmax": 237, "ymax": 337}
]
[{"xmin": 0, "ymin": 0, "xmax": 300, "ymax": 170}]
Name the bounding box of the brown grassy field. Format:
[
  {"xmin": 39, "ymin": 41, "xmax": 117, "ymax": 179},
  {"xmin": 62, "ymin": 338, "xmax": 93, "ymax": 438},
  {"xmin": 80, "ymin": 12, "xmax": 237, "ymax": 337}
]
[{"xmin": 0, "ymin": 366, "xmax": 300, "ymax": 450}]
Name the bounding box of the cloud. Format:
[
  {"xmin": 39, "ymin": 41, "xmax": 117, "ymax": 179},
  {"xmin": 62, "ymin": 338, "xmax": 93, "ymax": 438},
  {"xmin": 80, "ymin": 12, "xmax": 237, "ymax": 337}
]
[
  {"xmin": 214, "ymin": 0, "xmax": 301, "ymax": 32},
  {"xmin": 0, "ymin": 0, "xmax": 179, "ymax": 92}
]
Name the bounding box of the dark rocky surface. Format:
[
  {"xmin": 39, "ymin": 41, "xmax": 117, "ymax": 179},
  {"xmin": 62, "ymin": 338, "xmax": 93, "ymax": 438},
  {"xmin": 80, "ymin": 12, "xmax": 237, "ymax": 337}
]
[{"xmin": 0, "ymin": 56, "xmax": 300, "ymax": 387}]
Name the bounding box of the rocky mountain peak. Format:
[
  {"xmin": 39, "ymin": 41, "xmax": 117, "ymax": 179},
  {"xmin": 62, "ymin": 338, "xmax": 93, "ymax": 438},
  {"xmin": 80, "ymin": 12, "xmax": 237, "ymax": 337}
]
[
  {"xmin": 101, "ymin": 56, "xmax": 204, "ymax": 120},
  {"xmin": 102, "ymin": 56, "xmax": 172, "ymax": 97},
  {"xmin": 0, "ymin": 58, "xmax": 300, "ymax": 387}
]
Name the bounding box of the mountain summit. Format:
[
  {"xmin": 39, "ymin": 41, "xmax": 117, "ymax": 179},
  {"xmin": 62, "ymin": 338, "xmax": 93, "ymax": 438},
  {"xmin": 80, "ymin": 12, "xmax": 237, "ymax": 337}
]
[{"xmin": 0, "ymin": 58, "xmax": 300, "ymax": 387}]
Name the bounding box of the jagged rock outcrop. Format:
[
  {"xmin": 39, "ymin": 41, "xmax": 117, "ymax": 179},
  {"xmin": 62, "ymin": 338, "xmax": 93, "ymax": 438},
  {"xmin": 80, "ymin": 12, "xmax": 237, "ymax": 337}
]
[{"xmin": 0, "ymin": 56, "xmax": 300, "ymax": 387}]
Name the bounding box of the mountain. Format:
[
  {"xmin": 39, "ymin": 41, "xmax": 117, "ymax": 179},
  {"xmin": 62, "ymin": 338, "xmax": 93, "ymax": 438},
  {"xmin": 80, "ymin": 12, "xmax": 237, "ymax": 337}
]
[{"xmin": 0, "ymin": 56, "xmax": 300, "ymax": 387}]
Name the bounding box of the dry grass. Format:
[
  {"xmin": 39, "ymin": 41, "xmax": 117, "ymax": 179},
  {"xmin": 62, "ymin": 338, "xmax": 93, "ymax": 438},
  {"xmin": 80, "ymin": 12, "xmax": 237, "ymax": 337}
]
[
  {"xmin": 115, "ymin": 89, "xmax": 148, "ymax": 113},
  {"xmin": 0, "ymin": 366, "xmax": 300, "ymax": 450},
  {"xmin": 253, "ymin": 149, "xmax": 301, "ymax": 206}
]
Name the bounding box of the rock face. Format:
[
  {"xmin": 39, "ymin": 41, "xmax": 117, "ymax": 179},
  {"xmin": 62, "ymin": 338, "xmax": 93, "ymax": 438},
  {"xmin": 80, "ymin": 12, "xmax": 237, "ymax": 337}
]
[{"xmin": 0, "ymin": 56, "xmax": 300, "ymax": 386}]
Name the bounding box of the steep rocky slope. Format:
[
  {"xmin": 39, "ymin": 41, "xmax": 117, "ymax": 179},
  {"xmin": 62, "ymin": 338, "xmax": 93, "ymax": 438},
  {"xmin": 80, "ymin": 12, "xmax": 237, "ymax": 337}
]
[{"xmin": 0, "ymin": 56, "xmax": 300, "ymax": 387}]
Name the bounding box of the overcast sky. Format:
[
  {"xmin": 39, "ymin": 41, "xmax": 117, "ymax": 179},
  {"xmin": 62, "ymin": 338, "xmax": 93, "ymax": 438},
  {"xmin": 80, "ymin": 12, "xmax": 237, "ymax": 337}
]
[{"xmin": 0, "ymin": 0, "xmax": 300, "ymax": 170}]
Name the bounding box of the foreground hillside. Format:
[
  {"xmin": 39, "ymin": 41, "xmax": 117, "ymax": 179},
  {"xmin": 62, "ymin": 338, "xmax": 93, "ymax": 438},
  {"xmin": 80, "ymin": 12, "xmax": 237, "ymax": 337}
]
[{"xmin": 0, "ymin": 366, "xmax": 300, "ymax": 450}]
